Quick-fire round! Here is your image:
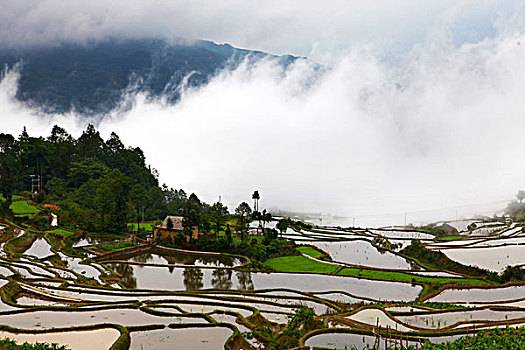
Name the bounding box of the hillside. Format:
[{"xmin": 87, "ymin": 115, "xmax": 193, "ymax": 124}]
[{"xmin": 0, "ymin": 38, "xmax": 299, "ymax": 115}]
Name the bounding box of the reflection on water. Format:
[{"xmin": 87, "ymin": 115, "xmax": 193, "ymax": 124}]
[
  {"xmin": 106, "ymin": 264, "xmax": 419, "ymax": 301},
  {"xmin": 237, "ymin": 271, "xmax": 254, "ymax": 290},
  {"xmin": 211, "ymin": 269, "xmax": 233, "ymax": 289},
  {"xmin": 112, "ymin": 263, "xmax": 137, "ymax": 289},
  {"xmin": 72, "ymin": 235, "xmax": 122, "ymax": 248},
  {"xmin": 183, "ymin": 268, "xmax": 203, "ymax": 290},
  {"xmin": 113, "ymin": 264, "xmax": 255, "ymax": 291},
  {"xmin": 124, "ymin": 248, "xmax": 241, "ymax": 267}
]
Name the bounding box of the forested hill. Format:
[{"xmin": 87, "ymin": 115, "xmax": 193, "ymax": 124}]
[
  {"xmin": 0, "ymin": 38, "xmax": 299, "ymax": 115},
  {"xmin": 0, "ymin": 125, "xmax": 187, "ymax": 233}
]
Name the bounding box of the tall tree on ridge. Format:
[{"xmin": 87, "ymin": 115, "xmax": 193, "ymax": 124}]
[
  {"xmin": 235, "ymin": 202, "xmax": 252, "ymax": 241},
  {"xmin": 252, "ymin": 190, "xmax": 260, "ymax": 212}
]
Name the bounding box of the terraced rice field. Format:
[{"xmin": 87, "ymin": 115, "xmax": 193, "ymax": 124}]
[{"xmin": 0, "ymin": 218, "xmax": 523, "ymax": 349}]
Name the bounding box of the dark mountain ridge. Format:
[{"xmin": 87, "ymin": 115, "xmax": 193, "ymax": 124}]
[{"xmin": 0, "ymin": 38, "xmax": 300, "ymax": 115}]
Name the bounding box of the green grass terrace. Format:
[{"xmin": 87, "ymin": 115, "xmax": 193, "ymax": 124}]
[
  {"xmin": 97, "ymin": 241, "xmax": 138, "ymax": 252},
  {"xmin": 263, "ymin": 255, "xmax": 492, "ymax": 299},
  {"xmin": 46, "ymin": 228, "xmax": 75, "ymax": 238}
]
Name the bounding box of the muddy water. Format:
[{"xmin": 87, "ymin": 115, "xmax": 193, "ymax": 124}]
[
  {"xmin": 429, "ymin": 285, "xmax": 525, "ymax": 303},
  {"xmin": 305, "ymin": 332, "xmax": 462, "ymax": 349},
  {"xmin": 306, "ymin": 332, "xmax": 378, "ymax": 349},
  {"xmin": 0, "ymin": 309, "xmax": 198, "ymax": 328},
  {"xmin": 0, "ymin": 328, "xmax": 120, "ymax": 350},
  {"xmin": 443, "ymin": 245, "xmax": 525, "ymax": 272},
  {"xmin": 398, "ymin": 309, "xmax": 525, "ymax": 329},
  {"xmin": 130, "ymin": 327, "xmax": 233, "ymax": 350}
]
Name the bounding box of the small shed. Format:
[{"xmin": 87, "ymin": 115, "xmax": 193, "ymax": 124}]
[{"xmin": 154, "ymin": 216, "xmax": 199, "ymax": 241}]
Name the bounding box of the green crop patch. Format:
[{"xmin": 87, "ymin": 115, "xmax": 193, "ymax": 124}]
[
  {"xmin": 296, "ymin": 246, "xmax": 325, "ymax": 259},
  {"xmin": 98, "ymin": 241, "xmax": 137, "ymax": 252},
  {"xmin": 264, "ymin": 255, "xmax": 339, "ymax": 274},
  {"xmin": 46, "ymin": 229, "xmax": 75, "ymax": 237},
  {"xmin": 337, "ymin": 267, "xmax": 489, "ymax": 286},
  {"xmin": 9, "ymin": 201, "xmax": 40, "ymax": 215},
  {"xmin": 127, "ymin": 223, "xmax": 155, "ymax": 232}
]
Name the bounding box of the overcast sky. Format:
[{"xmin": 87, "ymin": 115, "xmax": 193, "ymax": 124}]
[
  {"xmin": 1, "ymin": 1, "xmax": 525, "ymax": 225},
  {"xmin": 1, "ymin": 1, "xmax": 521, "ymax": 63}
]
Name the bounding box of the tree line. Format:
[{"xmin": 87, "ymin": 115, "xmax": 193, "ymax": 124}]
[{"xmin": 0, "ymin": 125, "xmax": 193, "ymax": 233}]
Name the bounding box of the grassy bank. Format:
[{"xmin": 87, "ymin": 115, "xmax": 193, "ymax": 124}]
[
  {"xmin": 10, "ymin": 201, "xmax": 40, "ymax": 216},
  {"xmin": 46, "ymin": 229, "xmax": 75, "ymax": 238},
  {"xmin": 264, "ymin": 255, "xmax": 338, "ymax": 274},
  {"xmin": 98, "ymin": 241, "xmax": 137, "ymax": 252},
  {"xmin": 296, "ymin": 246, "xmax": 326, "ymax": 259},
  {"xmin": 263, "ymin": 254, "xmax": 490, "ymax": 295}
]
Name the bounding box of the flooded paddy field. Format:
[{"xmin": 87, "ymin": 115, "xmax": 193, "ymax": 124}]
[
  {"xmin": 0, "ymin": 328, "xmax": 120, "ymax": 350},
  {"xmin": 112, "ymin": 247, "xmax": 243, "ymax": 267},
  {"xmin": 442, "ymin": 245, "xmax": 524, "ymax": 272},
  {"xmin": 314, "ymin": 240, "xmax": 413, "ymax": 269},
  {"xmin": 130, "ymin": 327, "xmax": 233, "ymax": 350},
  {"xmin": 0, "ymin": 218, "xmax": 523, "ymax": 349}
]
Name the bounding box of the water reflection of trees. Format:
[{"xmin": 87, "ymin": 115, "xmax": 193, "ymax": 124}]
[
  {"xmin": 160, "ymin": 250, "xmax": 235, "ymax": 267},
  {"xmin": 110, "ymin": 263, "xmax": 137, "ymax": 289},
  {"xmin": 236, "ymin": 271, "xmax": 254, "ymax": 290},
  {"xmin": 164, "ymin": 254, "xmax": 195, "ymax": 265},
  {"xmin": 408, "ymin": 259, "xmax": 422, "ymax": 271},
  {"xmin": 183, "ymin": 267, "xmax": 203, "ymax": 290},
  {"xmin": 131, "ymin": 253, "xmax": 154, "ymax": 263},
  {"xmin": 211, "ymin": 269, "xmax": 233, "ymax": 289}
]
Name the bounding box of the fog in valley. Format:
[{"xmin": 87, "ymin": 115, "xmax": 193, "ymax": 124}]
[{"xmin": 1, "ymin": 0, "xmax": 525, "ymax": 226}]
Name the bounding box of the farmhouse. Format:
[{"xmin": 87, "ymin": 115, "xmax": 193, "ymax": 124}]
[{"xmin": 154, "ymin": 216, "xmax": 199, "ymax": 241}]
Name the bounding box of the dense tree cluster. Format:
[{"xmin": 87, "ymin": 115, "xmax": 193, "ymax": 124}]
[
  {"xmin": 1, "ymin": 125, "xmax": 294, "ymax": 261},
  {"xmin": 0, "ymin": 125, "xmax": 187, "ymax": 233}
]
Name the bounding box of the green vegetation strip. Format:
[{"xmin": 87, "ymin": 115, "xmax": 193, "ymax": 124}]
[
  {"xmin": 46, "ymin": 229, "xmax": 75, "ymax": 237},
  {"xmin": 5, "ymin": 232, "xmax": 36, "ymax": 255},
  {"xmin": 264, "ymin": 255, "xmax": 489, "ymax": 288},
  {"xmin": 296, "ymin": 246, "xmax": 325, "ymax": 259},
  {"xmin": 337, "ymin": 267, "xmax": 489, "ymax": 286},
  {"xmin": 127, "ymin": 223, "xmax": 155, "ymax": 232},
  {"xmin": 264, "ymin": 255, "xmax": 339, "ymax": 274},
  {"xmin": 9, "ymin": 201, "xmax": 40, "ymax": 216},
  {"xmin": 0, "ymin": 338, "xmax": 67, "ymax": 350},
  {"xmin": 0, "ymin": 324, "xmax": 128, "ymax": 350},
  {"xmin": 98, "ymin": 241, "xmax": 137, "ymax": 252}
]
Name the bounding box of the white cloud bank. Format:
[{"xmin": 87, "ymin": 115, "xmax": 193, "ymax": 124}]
[
  {"xmin": 1, "ymin": 24, "xmax": 525, "ymax": 226},
  {"xmin": 0, "ymin": 0, "xmax": 521, "ymax": 63}
]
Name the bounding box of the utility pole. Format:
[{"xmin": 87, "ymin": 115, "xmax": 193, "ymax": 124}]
[
  {"xmin": 404, "ymin": 212, "xmax": 407, "ymax": 226},
  {"xmin": 219, "ymin": 195, "xmax": 221, "ymax": 203},
  {"xmin": 142, "ymin": 206, "xmax": 145, "ymax": 234},
  {"xmin": 29, "ymin": 175, "xmax": 40, "ymax": 198}
]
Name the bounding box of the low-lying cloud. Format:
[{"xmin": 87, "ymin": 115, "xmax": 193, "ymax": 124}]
[
  {"xmin": 1, "ymin": 28, "xmax": 525, "ymax": 226},
  {"xmin": 0, "ymin": 0, "xmax": 520, "ymax": 64}
]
